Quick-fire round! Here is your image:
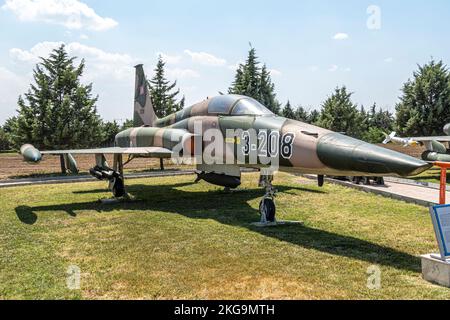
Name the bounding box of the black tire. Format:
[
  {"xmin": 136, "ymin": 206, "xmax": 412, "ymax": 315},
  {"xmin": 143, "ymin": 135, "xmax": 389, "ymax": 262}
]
[
  {"xmin": 112, "ymin": 177, "xmax": 125, "ymax": 198},
  {"xmin": 259, "ymin": 198, "xmax": 276, "ymax": 223}
]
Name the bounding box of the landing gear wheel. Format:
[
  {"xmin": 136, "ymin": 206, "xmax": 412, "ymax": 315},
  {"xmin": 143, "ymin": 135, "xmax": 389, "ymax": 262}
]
[
  {"xmin": 112, "ymin": 176, "xmax": 125, "ymax": 198},
  {"xmin": 259, "ymin": 198, "xmax": 276, "ymax": 223}
]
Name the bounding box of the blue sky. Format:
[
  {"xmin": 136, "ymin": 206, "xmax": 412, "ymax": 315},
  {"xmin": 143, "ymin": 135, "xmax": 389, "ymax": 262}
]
[{"xmin": 1, "ymin": 0, "xmax": 450, "ymax": 124}]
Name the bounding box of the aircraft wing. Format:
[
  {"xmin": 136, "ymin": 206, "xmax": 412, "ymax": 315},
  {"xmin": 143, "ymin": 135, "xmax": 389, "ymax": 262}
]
[{"xmin": 40, "ymin": 147, "xmax": 173, "ymax": 158}]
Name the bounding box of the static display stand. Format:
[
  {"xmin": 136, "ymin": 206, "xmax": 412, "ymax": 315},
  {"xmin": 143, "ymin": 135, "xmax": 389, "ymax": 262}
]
[{"xmin": 429, "ymin": 204, "xmax": 450, "ymax": 261}]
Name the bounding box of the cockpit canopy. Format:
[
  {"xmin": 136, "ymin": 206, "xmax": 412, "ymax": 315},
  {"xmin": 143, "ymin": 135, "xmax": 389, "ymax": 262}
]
[{"xmin": 208, "ymin": 95, "xmax": 273, "ymax": 116}]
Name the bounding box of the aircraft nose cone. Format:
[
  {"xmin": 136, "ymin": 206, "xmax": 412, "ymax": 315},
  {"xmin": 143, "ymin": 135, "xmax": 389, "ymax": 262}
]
[{"xmin": 316, "ymin": 133, "xmax": 432, "ymax": 177}]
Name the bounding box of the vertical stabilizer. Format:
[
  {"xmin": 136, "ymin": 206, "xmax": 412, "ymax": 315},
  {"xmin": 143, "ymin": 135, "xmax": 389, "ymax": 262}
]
[{"xmin": 134, "ymin": 64, "xmax": 157, "ymax": 127}]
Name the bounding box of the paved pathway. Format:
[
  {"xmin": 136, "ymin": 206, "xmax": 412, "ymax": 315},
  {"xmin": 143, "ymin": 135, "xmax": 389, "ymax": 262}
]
[{"xmin": 304, "ymin": 175, "xmax": 447, "ymax": 207}]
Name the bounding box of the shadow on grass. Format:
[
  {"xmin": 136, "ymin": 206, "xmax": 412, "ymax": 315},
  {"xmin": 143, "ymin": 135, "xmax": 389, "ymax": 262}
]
[{"xmin": 15, "ymin": 181, "xmax": 419, "ymax": 272}]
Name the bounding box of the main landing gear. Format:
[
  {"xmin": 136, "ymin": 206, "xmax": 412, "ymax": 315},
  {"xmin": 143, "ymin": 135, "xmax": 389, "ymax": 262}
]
[{"xmin": 89, "ymin": 154, "xmax": 128, "ymax": 200}]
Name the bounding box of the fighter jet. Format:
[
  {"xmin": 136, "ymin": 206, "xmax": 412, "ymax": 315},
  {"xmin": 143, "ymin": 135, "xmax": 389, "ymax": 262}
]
[
  {"xmin": 21, "ymin": 65, "xmax": 431, "ymax": 223},
  {"xmin": 383, "ymin": 125, "xmax": 450, "ymax": 162}
]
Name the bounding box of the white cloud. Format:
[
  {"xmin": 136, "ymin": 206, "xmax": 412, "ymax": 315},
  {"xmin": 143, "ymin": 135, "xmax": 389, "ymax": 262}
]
[
  {"xmin": 166, "ymin": 68, "xmax": 200, "ymax": 79},
  {"xmin": 10, "ymin": 41, "xmax": 136, "ymax": 80},
  {"xmin": 308, "ymin": 65, "xmax": 319, "ymax": 72},
  {"xmin": 80, "ymin": 33, "xmax": 89, "ymax": 40},
  {"xmin": 2, "ymin": 0, "xmax": 118, "ymax": 31},
  {"xmin": 184, "ymin": 49, "xmax": 226, "ymax": 66},
  {"xmin": 333, "ymin": 33, "xmax": 349, "ymax": 40},
  {"xmin": 343, "ymin": 67, "xmax": 351, "ymax": 72},
  {"xmin": 328, "ymin": 65, "xmax": 338, "ymax": 72},
  {"xmin": 10, "ymin": 41, "xmax": 62, "ymax": 63},
  {"xmin": 384, "ymin": 57, "xmax": 394, "ymax": 63},
  {"xmin": 157, "ymin": 52, "xmax": 182, "ymax": 65},
  {"xmin": 0, "ymin": 67, "xmax": 30, "ymax": 121}
]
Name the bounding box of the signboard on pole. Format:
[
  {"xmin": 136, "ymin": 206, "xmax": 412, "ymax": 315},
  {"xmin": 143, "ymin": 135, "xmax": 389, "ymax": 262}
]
[{"xmin": 430, "ymin": 204, "xmax": 450, "ymax": 260}]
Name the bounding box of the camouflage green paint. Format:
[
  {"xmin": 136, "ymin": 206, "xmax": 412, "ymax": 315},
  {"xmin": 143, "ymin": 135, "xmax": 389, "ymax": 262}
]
[{"xmin": 117, "ymin": 91, "xmax": 432, "ymax": 177}]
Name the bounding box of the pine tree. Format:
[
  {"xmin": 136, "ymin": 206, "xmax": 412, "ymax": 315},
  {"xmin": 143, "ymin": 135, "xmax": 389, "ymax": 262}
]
[
  {"xmin": 317, "ymin": 86, "xmax": 363, "ymax": 138},
  {"xmin": 282, "ymin": 101, "xmax": 295, "ymax": 119},
  {"xmin": 229, "ymin": 65, "xmax": 245, "ymax": 95},
  {"xmin": 308, "ymin": 110, "xmax": 320, "ymax": 124},
  {"xmin": 0, "ymin": 126, "xmax": 10, "ymax": 150},
  {"xmin": 258, "ymin": 65, "xmax": 281, "ymax": 114},
  {"xmin": 100, "ymin": 120, "xmax": 120, "ymax": 147},
  {"xmin": 11, "ymin": 45, "xmax": 102, "ymax": 149},
  {"xmin": 228, "ymin": 47, "xmax": 280, "ymax": 114},
  {"xmin": 395, "ymin": 59, "xmax": 450, "ymax": 136},
  {"xmin": 121, "ymin": 119, "xmax": 134, "ymax": 130},
  {"xmin": 148, "ymin": 56, "xmax": 184, "ymax": 118},
  {"xmin": 294, "ymin": 105, "xmax": 309, "ymax": 122},
  {"xmin": 362, "ymin": 103, "xmax": 395, "ymax": 143}
]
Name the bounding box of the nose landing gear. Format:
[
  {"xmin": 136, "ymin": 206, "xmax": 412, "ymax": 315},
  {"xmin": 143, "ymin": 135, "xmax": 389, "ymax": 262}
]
[
  {"xmin": 253, "ymin": 174, "xmax": 304, "ymax": 227},
  {"xmin": 258, "ymin": 174, "xmax": 277, "ymax": 224}
]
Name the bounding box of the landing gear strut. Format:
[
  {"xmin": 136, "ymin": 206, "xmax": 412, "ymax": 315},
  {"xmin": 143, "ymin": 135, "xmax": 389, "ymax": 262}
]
[
  {"xmin": 258, "ymin": 174, "xmax": 277, "ymax": 224},
  {"xmin": 89, "ymin": 154, "xmax": 128, "ymax": 199},
  {"xmin": 252, "ymin": 174, "xmax": 303, "ymax": 227}
]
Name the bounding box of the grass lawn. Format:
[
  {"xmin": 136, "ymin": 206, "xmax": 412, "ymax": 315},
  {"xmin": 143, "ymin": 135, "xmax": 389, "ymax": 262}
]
[
  {"xmin": 0, "ymin": 172, "xmax": 449, "ymax": 299},
  {"xmin": 410, "ymin": 167, "xmax": 450, "ymax": 184}
]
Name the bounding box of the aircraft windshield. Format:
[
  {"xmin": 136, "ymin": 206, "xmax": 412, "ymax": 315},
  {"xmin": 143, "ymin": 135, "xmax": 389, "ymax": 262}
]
[
  {"xmin": 231, "ymin": 98, "xmax": 273, "ymax": 116},
  {"xmin": 208, "ymin": 95, "xmax": 238, "ymax": 114}
]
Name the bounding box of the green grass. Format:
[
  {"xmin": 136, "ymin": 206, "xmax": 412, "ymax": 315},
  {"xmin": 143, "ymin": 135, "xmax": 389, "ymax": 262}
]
[
  {"xmin": 0, "ymin": 172, "xmax": 448, "ymax": 299},
  {"xmin": 0, "ymin": 151, "xmax": 16, "ymax": 156},
  {"xmin": 410, "ymin": 167, "xmax": 450, "ymax": 184}
]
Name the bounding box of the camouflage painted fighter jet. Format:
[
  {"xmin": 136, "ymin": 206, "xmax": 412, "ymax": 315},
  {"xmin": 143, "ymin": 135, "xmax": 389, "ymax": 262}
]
[
  {"xmin": 383, "ymin": 125, "xmax": 450, "ymax": 163},
  {"xmin": 21, "ymin": 65, "xmax": 432, "ymax": 223}
]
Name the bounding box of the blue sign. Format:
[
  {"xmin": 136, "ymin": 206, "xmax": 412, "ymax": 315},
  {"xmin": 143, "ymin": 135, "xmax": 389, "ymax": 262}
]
[{"xmin": 430, "ymin": 204, "xmax": 450, "ymax": 259}]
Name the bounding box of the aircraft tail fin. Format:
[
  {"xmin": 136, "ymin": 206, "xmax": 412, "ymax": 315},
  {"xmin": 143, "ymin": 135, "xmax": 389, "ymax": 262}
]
[{"xmin": 133, "ymin": 64, "xmax": 158, "ymax": 127}]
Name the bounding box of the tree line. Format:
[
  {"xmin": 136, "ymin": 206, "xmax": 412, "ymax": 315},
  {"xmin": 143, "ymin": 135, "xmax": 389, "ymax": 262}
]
[{"xmin": 1, "ymin": 45, "xmax": 450, "ymax": 151}]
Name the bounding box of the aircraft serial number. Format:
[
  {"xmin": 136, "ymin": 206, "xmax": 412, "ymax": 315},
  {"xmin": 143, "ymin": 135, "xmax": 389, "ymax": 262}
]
[{"xmin": 241, "ymin": 130, "xmax": 295, "ymax": 159}]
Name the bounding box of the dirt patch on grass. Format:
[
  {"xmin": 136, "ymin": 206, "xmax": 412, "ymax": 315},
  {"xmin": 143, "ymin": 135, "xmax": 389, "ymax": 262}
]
[{"xmin": 0, "ymin": 153, "xmax": 190, "ymax": 180}]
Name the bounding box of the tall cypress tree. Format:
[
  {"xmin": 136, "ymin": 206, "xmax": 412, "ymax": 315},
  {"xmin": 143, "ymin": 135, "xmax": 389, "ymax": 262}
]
[
  {"xmin": 12, "ymin": 44, "xmax": 102, "ymax": 149},
  {"xmin": 229, "ymin": 47, "xmax": 280, "ymax": 114},
  {"xmin": 148, "ymin": 56, "xmax": 184, "ymax": 118}
]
